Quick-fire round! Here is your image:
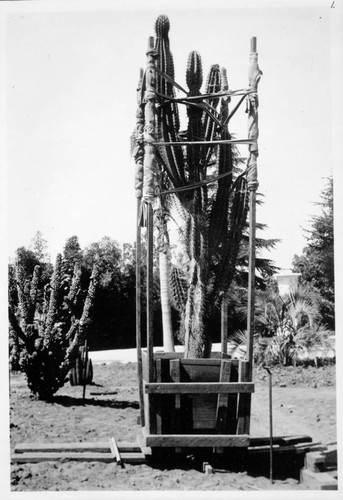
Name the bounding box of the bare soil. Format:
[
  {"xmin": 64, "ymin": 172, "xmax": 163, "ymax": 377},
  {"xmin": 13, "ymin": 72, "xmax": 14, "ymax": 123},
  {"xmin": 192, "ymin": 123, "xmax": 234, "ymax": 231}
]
[{"xmin": 9, "ymin": 361, "xmax": 337, "ymax": 491}]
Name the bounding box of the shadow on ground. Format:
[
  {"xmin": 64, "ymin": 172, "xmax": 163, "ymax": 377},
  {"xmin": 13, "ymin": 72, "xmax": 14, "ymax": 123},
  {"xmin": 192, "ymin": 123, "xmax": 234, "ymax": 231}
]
[
  {"xmin": 51, "ymin": 395, "xmax": 139, "ymax": 410},
  {"xmin": 146, "ymin": 447, "xmax": 306, "ymax": 481}
]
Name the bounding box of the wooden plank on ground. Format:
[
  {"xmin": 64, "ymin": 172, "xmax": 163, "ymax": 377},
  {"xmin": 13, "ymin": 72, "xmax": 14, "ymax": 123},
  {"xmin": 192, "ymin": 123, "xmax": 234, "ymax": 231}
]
[
  {"xmin": 11, "ymin": 452, "xmax": 115, "ymax": 463},
  {"xmin": 89, "ymin": 391, "xmax": 118, "ymax": 396},
  {"xmin": 109, "ymin": 437, "xmax": 123, "ymax": 467},
  {"xmin": 14, "ymin": 442, "xmax": 109, "ymax": 453},
  {"xmin": 249, "ymin": 435, "xmax": 312, "ymax": 448},
  {"xmin": 14, "ymin": 441, "xmax": 143, "ymax": 454},
  {"xmin": 144, "ymin": 382, "xmax": 254, "ymax": 394},
  {"xmin": 141, "ymin": 431, "xmax": 250, "ymax": 448},
  {"xmin": 300, "ymin": 468, "xmax": 338, "ymax": 490},
  {"xmin": 248, "ymin": 442, "xmax": 325, "ymax": 455},
  {"xmin": 11, "ymin": 451, "xmax": 146, "ymax": 464}
]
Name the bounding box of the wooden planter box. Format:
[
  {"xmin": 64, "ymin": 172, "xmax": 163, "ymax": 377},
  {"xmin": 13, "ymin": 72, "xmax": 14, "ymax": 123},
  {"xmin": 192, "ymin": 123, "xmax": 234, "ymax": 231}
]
[{"xmin": 140, "ymin": 351, "xmax": 254, "ymax": 449}]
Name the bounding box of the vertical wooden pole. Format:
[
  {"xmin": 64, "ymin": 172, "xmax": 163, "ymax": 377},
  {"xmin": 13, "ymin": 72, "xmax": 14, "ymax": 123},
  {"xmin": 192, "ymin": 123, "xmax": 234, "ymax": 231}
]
[
  {"xmin": 134, "ymin": 66, "xmax": 145, "ymax": 427},
  {"xmin": 136, "ymin": 199, "xmax": 145, "ymax": 426},
  {"xmin": 247, "ymin": 190, "xmax": 257, "ymax": 378},
  {"xmin": 146, "ymin": 203, "xmax": 154, "ymax": 382},
  {"xmin": 246, "ymin": 36, "xmax": 262, "ymax": 382},
  {"xmin": 142, "ymin": 37, "xmax": 158, "ymax": 383}
]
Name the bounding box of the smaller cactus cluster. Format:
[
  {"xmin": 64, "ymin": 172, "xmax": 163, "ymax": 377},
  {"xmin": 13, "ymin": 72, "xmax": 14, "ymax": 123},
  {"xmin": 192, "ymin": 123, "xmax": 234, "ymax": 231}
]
[
  {"xmin": 8, "ymin": 254, "xmax": 98, "ymax": 400},
  {"xmin": 69, "ymin": 344, "xmax": 93, "ymax": 386}
]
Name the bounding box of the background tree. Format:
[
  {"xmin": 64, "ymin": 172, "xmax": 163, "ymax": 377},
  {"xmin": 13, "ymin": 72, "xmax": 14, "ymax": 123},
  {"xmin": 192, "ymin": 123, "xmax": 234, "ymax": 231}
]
[
  {"xmin": 63, "ymin": 235, "xmax": 82, "ymax": 276},
  {"xmin": 253, "ymin": 284, "xmax": 332, "ymax": 366},
  {"xmin": 292, "ymin": 177, "xmax": 334, "ymax": 329},
  {"xmin": 30, "ymin": 230, "xmax": 50, "ymax": 263}
]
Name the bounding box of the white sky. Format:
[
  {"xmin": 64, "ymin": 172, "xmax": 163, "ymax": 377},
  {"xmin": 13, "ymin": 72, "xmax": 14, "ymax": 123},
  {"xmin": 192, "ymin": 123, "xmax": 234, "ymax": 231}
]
[{"xmin": 2, "ymin": 0, "xmax": 341, "ymax": 271}]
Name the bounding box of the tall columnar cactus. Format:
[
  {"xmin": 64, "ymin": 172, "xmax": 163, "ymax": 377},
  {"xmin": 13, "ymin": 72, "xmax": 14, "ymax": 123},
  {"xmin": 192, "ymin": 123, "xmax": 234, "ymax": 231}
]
[
  {"xmin": 8, "ymin": 254, "xmax": 99, "ymax": 400},
  {"xmin": 151, "ymin": 15, "xmax": 249, "ymax": 357}
]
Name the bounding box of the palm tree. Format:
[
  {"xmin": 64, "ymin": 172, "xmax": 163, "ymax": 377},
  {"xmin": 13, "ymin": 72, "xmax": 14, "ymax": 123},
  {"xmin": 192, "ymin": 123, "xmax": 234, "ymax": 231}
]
[{"xmin": 254, "ymin": 284, "xmax": 332, "ymax": 366}]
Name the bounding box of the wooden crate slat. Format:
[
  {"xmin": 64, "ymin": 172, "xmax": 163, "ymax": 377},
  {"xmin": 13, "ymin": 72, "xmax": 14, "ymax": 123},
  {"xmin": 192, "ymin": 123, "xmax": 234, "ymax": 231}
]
[
  {"xmin": 145, "ymin": 382, "xmax": 254, "ymax": 394},
  {"xmin": 180, "ymin": 363, "xmax": 220, "ymax": 382},
  {"xmin": 191, "ymin": 395, "xmax": 217, "ymax": 429},
  {"xmin": 215, "ymin": 360, "xmax": 232, "ymax": 433},
  {"xmin": 226, "ymin": 359, "xmax": 239, "ymax": 434},
  {"xmin": 169, "ymin": 359, "xmax": 181, "ymax": 435},
  {"xmin": 155, "ymin": 358, "xmax": 163, "ymax": 434},
  {"xmin": 236, "ymin": 361, "xmax": 252, "ymax": 434},
  {"xmin": 141, "ymin": 431, "xmax": 250, "ymax": 448},
  {"xmin": 180, "ymin": 359, "xmax": 222, "ymax": 366}
]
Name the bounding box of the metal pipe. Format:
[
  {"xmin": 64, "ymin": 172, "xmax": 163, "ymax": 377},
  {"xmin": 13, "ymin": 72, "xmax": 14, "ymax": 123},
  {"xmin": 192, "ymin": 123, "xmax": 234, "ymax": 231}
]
[{"xmin": 263, "ymin": 365, "xmax": 273, "ymax": 484}]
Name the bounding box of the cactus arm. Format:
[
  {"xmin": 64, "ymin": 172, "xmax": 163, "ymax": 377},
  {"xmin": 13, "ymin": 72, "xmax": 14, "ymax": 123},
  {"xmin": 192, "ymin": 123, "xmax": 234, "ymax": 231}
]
[
  {"xmin": 209, "ymin": 175, "xmax": 249, "ymax": 305},
  {"xmin": 27, "ymin": 265, "xmax": 40, "ymax": 325},
  {"xmin": 61, "ymin": 263, "xmax": 99, "ymax": 372},
  {"xmin": 155, "ymin": 15, "xmax": 185, "ymax": 188},
  {"xmin": 42, "ymin": 253, "xmax": 63, "ymax": 349},
  {"xmin": 208, "ymin": 69, "xmax": 234, "ymax": 255},
  {"xmin": 8, "ymin": 306, "xmax": 32, "ymax": 350},
  {"xmin": 201, "ymin": 64, "xmax": 221, "ymax": 169},
  {"xmin": 15, "ymin": 263, "xmax": 29, "ymax": 328},
  {"xmin": 67, "ymin": 261, "xmax": 82, "ymax": 309}
]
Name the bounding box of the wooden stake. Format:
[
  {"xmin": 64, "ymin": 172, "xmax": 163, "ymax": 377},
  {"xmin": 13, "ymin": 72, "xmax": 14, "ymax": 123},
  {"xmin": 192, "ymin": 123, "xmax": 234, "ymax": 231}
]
[
  {"xmin": 146, "ymin": 203, "xmax": 154, "ymax": 382},
  {"xmin": 247, "ymin": 190, "xmax": 256, "ymax": 377},
  {"xmin": 246, "ymin": 36, "xmax": 262, "ymax": 381},
  {"xmin": 134, "ymin": 66, "xmax": 146, "ymax": 428},
  {"xmin": 136, "ymin": 198, "xmax": 145, "ymax": 427},
  {"xmin": 142, "ymin": 38, "xmax": 158, "ymax": 383}
]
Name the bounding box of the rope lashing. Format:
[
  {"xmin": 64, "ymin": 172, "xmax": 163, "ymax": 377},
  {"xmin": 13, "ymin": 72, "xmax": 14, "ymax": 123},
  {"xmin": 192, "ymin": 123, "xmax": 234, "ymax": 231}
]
[
  {"xmin": 152, "ymin": 138, "xmax": 256, "ymax": 146},
  {"xmin": 158, "ymin": 169, "xmax": 247, "ymax": 196}
]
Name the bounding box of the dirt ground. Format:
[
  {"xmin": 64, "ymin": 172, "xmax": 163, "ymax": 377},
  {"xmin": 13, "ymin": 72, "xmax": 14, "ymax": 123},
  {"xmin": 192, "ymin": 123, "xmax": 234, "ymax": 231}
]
[{"xmin": 8, "ymin": 360, "xmax": 337, "ymax": 492}]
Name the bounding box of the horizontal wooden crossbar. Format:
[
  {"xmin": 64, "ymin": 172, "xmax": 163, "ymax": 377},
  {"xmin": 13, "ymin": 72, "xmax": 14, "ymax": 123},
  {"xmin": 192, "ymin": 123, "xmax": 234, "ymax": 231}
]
[
  {"xmin": 144, "ymin": 382, "xmax": 254, "ymax": 394},
  {"xmin": 141, "ymin": 430, "xmax": 250, "ymax": 447}
]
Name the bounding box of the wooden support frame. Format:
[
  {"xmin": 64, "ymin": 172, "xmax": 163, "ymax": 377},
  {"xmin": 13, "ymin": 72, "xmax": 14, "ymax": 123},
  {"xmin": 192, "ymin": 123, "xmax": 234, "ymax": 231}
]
[{"xmin": 134, "ymin": 34, "xmax": 262, "ymax": 452}]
